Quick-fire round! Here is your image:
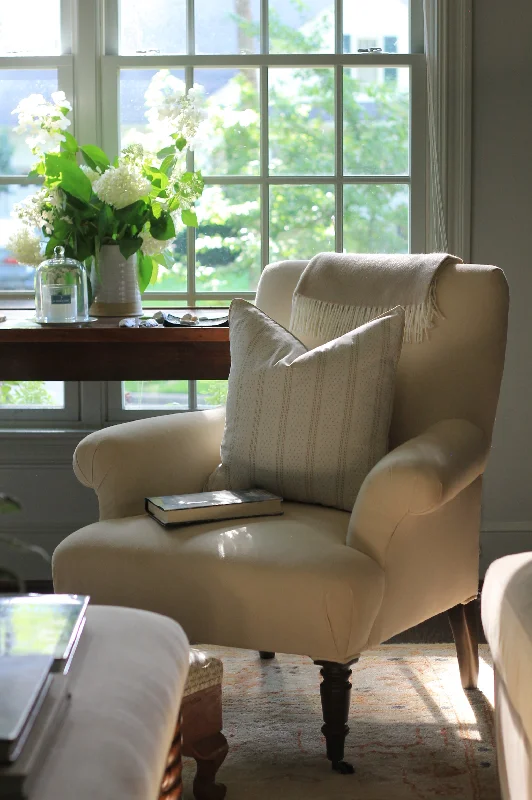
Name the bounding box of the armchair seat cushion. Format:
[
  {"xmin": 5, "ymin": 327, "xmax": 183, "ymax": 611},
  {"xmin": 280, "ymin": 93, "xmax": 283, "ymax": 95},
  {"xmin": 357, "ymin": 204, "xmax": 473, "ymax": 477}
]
[{"xmin": 53, "ymin": 502, "xmax": 385, "ymax": 664}]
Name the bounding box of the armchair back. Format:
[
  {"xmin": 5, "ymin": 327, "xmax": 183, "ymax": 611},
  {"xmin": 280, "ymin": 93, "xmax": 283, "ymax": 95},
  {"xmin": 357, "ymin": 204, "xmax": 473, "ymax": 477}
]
[{"xmin": 255, "ymin": 259, "xmax": 509, "ymax": 447}]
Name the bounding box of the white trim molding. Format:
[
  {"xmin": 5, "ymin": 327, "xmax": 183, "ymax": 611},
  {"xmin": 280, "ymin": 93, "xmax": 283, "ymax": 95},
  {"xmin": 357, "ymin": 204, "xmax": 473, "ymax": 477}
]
[{"xmin": 423, "ymin": 0, "xmax": 472, "ymax": 259}]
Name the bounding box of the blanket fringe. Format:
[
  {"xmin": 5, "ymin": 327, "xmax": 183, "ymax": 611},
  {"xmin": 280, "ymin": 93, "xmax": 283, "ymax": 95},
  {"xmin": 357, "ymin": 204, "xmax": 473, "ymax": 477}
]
[{"xmin": 290, "ymin": 281, "xmax": 442, "ymax": 345}]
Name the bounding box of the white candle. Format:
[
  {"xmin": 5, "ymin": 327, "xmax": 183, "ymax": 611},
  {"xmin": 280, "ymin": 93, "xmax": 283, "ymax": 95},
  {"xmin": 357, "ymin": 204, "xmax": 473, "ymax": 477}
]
[{"xmin": 42, "ymin": 285, "xmax": 78, "ymax": 323}]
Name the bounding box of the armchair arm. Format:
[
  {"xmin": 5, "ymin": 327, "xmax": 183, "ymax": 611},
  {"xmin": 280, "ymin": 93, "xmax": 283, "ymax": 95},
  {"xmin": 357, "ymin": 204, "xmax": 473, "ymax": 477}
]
[
  {"xmin": 74, "ymin": 406, "xmax": 225, "ymax": 520},
  {"xmin": 346, "ymin": 419, "xmax": 488, "ymax": 566}
]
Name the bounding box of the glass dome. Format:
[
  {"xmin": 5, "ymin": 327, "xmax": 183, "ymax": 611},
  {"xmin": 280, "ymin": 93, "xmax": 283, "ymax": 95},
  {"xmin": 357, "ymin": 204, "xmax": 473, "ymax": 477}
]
[{"xmin": 35, "ymin": 246, "xmax": 89, "ymax": 324}]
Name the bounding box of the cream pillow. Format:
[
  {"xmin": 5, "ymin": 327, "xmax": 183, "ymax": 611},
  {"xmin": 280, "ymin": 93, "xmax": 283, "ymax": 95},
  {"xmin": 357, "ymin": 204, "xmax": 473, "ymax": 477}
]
[{"xmin": 206, "ymin": 299, "xmax": 404, "ymax": 511}]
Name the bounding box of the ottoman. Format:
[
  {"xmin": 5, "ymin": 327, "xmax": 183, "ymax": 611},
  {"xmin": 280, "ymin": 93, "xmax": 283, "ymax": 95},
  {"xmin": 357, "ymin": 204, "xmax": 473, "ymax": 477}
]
[
  {"xmin": 164, "ymin": 649, "xmax": 228, "ymax": 800},
  {"xmin": 31, "ymin": 605, "xmax": 190, "ymax": 800}
]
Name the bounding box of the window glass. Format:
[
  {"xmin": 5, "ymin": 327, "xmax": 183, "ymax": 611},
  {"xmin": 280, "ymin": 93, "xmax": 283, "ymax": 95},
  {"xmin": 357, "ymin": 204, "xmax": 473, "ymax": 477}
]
[
  {"xmin": 0, "ymin": 381, "xmax": 64, "ymax": 409},
  {"xmin": 122, "ymin": 381, "xmax": 189, "ymax": 410},
  {"xmin": 269, "ymin": 0, "xmax": 333, "ymax": 54},
  {"xmin": 269, "ymin": 68, "xmax": 334, "ymax": 176},
  {"xmin": 193, "ymin": 68, "xmax": 260, "ymax": 177},
  {"xmin": 196, "ymin": 185, "xmax": 261, "ymax": 293},
  {"xmin": 343, "ymin": 184, "xmax": 409, "ymax": 253},
  {"xmin": 343, "ymin": 67, "xmax": 409, "ymax": 176},
  {"xmin": 197, "ymin": 380, "xmax": 228, "ymax": 408},
  {"xmin": 343, "ymin": 0, "xmax": 410, "ymax": 54},
  {"xmin": 119, "ymin": 0, "xmax": 187, "ymax": 55},
  {"xmin": 269, "ymin": 185, "xmax": 334, "ymax": 261},
  {"xmin": 0, "ymin": 2, "xmax": 61, "ymax": 56},
  {"xmin": 195, "ymin": 0, "xmax": 260, "ymax": 55}
]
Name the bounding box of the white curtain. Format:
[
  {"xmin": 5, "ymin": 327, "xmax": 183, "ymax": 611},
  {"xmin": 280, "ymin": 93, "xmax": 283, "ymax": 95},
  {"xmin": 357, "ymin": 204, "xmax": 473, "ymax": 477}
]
[{"xmin": 423, "ymin": 0, "xmax": 472, "ymax": 258}]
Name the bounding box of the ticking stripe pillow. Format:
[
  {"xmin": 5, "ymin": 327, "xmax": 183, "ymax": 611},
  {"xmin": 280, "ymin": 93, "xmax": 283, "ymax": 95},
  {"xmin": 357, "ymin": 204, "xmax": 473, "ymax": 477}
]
[{"xmin": 206, "ymin": 299, "xmax": 404, "ymax": 511}]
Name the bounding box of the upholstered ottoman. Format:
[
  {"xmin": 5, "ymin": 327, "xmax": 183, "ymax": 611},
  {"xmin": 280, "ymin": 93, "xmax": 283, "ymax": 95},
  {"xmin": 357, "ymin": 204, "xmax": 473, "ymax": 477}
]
[
  {"xmin": 31, "ymin": 605, "xmax": 190, "ymax": 800},
  {"xmin": 482, "ymin": 553, "xmax": 532, "ymax": 800},
  {"xmin": 178, "ymin": 649, "xmax": 228, "ymax": 800}
]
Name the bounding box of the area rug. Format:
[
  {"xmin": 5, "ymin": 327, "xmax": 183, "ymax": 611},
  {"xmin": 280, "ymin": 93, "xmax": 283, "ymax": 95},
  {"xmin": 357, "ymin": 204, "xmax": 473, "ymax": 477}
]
[{"xmin": 182, "ymin": 644, "xmax": 500, "ymax": 800}]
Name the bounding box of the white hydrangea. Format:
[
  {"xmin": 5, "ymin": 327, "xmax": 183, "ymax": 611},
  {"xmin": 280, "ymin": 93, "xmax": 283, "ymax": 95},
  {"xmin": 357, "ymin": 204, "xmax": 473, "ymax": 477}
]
[
  {"xmin": 80, "ymin": 165, "xmax": 101, "ymax": 184},
  {"xmin": 144, "ymin": 70, "xmax": 207, "ymax": 149},
  {"xmin": 12, "ymin": 91, "xmax": 72, "ymax": 156},
  {"xmin": 13, "ymin": 187, "xmax": 63, "ymax": 236},
  {"xmin": 7, "ymin": 227, "xmax": 42, "ymax": 267},
  {"xmin": 92, "ymin": 162, "xmax": 151, "ymax": 209},
  {"xmin": 140, "ymin": 230, "xmax": 171, "ymax": 257}
]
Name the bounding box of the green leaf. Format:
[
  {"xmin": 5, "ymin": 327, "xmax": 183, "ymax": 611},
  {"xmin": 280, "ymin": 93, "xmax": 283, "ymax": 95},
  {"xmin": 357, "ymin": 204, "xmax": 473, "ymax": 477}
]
[
  {"xmin": 157, "ymin": 146, "xmax": 176, "ymax": 158},
  {"xmin": 44, "ymin": 153, "xmax": 92, "ymax": 203},
  {"xmin": 150, "ymin": 213, "xmax": 176, "ymax": 240},
  {"xmin": 114, "ymin": 199, "xmax": 147, "ymax": 224},
  {"xmin": 151, "ymin": 202, "xmax": 162, "ymax": 220},
  {"xmin": 137, "ymin": 252, "xmax": 157, "ymax": 293},
  {"xmin": 28, "ymin": 161, "xmax": 46, "ymax": 178},
  {"xmin": 98, "ymin": 203, "xmax": 115, "ymax": 240},
  {"xmin": 173, "ymin": 135, "xmax": 187, "ymax": 152},
  {"xmin": 61, "ymin": 131, "xmax": 79, "ymax": 154},
  {"xmin": 80, "ymin": 145, "xmax": 110, "ymax": 173},
  {"xmin": 0, "ymin": 494, "xmax": 22, "ymax": 514},
  {"xmin": 119, "ymin": 237, "xmax": 143, "ymax": 260},
  {"xmin": 181, "ymin": 209, "xmax": 198, "ymax": 227},
  {"xmin": 75, "ymin": 238, "xmax": 94, "ymax": 262},
  {"xmin": 45, "ymin": 237, "xmax": 63, "ymax": 257},
  {"xmin": 160, "ymin": 154, "xmax": 176, "ymax": 176}
]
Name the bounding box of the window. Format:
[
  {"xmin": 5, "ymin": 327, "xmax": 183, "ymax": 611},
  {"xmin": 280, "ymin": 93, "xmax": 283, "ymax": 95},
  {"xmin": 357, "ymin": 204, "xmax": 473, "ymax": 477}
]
[{"xmin": 0, "ymin": 0, "xmax": 425, "ymax": 421}]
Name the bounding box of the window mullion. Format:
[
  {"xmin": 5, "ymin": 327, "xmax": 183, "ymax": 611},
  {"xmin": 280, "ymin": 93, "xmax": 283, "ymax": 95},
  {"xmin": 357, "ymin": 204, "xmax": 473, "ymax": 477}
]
[
  {"xmin": 71, "ymin": 0, "xmax": 102, "ymax": 146},
  {"xmin": 260, "ymin": 65, "xmax": 269, "ymax": 270}
]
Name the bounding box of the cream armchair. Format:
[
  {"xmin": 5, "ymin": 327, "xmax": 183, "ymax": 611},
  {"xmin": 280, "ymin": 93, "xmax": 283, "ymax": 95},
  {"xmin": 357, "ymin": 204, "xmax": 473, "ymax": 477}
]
[{"xmin": 53, "ymin": 260, "xmax": 508, "ymax": 774}]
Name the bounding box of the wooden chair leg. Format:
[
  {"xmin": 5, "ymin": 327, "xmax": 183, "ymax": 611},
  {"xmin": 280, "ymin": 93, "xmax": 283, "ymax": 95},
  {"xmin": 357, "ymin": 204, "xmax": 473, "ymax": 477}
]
[
  {"xmin": 448, "ymin": 599, "xmax": 479, "ymax": 689},
  {"xmin": 314, "ymin": 659, "xmax": 358, "ymax": 774},
  {"xmin": 259, "ymin": 651, "xmax": 275, "ymax": 659}
]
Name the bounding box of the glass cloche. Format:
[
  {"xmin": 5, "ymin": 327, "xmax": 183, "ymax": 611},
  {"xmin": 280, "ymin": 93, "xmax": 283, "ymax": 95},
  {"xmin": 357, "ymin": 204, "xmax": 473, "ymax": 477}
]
[{"xmin": 35, "ymin": 246, "xmax": 89, "ymax": 324}]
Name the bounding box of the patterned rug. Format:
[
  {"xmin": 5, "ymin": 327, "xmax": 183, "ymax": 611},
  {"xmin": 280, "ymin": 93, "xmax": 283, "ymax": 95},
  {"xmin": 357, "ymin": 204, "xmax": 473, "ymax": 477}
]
[{"xmin": 182, "ymin": 644, "xmax": 500, "ymax": 800}]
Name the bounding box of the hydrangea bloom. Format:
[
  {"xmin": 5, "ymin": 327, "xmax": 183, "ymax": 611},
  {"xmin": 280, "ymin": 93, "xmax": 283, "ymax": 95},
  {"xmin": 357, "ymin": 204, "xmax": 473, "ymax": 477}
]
[
  {"xmin": 13, "ymin": 188, "xmax": 62, "ymax": 236},
  {"xmin": 12, "ymin": 91, "xmax": 71, "ymax": 156},
  {"xmin": 7, "ymin": 227, "xmax": 42, "ymax": 267},
  {"xmin": 145, "ymin": 70, "xmax": 206, "ymax": 148},
  {"xmin": 140, "ymin": 230, "xmax": 171, "ymax": 257},
  {"xmin": 92, "ymin": 162, "xmax": 151, "ymax": 209}
]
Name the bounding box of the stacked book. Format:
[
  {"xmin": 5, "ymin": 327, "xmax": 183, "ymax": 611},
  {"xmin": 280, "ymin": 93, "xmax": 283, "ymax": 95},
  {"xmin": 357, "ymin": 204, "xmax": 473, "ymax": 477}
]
[{"xmin": 0, "ymin": 594, "xmax": 89, "ymax": 799}]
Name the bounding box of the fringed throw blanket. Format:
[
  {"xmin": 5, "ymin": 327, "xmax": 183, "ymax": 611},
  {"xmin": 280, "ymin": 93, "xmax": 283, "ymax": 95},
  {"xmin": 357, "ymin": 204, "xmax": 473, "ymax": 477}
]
[{"xmin": 289, "ymin": 252, "xmax": 462, "ymax": 345}]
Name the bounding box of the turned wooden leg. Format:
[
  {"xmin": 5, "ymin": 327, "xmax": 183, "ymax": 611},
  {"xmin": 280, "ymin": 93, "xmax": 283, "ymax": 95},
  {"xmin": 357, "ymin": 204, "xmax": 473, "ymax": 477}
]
[
  {"xmin": 259, "ymin": 651, "xmax": 275, "ymax": 659},
  {"xmin": 188, "ymin": 733, "xmax": 228, "ymax": 800},
  {"xmin": 448, "ymin": 599, "xmax": 479, "ymax": 690},
  {"xmin": 314, "ymin": 659, "xmax": 358, "ymax": 774},
  {"xmin": 181, "ymin": 684, "xmax": 227, "ymax": 800}
]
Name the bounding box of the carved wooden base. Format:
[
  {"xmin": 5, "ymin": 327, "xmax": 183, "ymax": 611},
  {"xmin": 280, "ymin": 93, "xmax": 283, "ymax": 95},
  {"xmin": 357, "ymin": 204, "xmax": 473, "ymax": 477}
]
[
  {"xmin": 181, "ymin": 684, "xmax": 228, "ymax": 800},
  {"xmin": 314, "ymin": 659, "xmax": 358, "ymax": 774},
  {"xmin": 159, "ymin": 716, "xmax": 184, "ymax": 800},
  {"xmin": 259, "ymin": 651, "xmax": 275, "ymax": 659},
  {"xmin": 448, "ymin": 599, "xmax": 479, "ymax": 689}
]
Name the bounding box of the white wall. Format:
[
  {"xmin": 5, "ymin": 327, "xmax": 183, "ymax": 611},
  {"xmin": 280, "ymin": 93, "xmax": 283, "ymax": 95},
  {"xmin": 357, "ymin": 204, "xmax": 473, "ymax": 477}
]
[{"xmin": 472, "ymin": 0, "xmax": 532, "ymax": 568}]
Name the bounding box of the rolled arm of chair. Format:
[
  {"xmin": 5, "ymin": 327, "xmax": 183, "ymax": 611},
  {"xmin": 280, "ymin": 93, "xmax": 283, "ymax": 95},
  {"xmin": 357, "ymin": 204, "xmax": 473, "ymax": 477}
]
[
  {"xmin": 74, "ymin": 406, "xmax": 225, "ymax": 520},
  {"xmin": 347, "ymin": 418, "xmax": 489, "ymax": 565}
]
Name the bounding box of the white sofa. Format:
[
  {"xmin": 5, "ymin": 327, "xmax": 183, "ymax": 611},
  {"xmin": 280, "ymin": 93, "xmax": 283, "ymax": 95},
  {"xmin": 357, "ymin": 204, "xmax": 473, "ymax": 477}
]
[{"xmin": 482, "ymin": 553, "xmax": 532, "ymax": 800}]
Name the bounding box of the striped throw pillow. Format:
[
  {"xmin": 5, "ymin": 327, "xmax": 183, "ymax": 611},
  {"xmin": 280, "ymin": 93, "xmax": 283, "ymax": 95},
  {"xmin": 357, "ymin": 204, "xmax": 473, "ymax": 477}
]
[{"xmin": 206, "ymin": 299, "xmax": 404, "ymax": 511}]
